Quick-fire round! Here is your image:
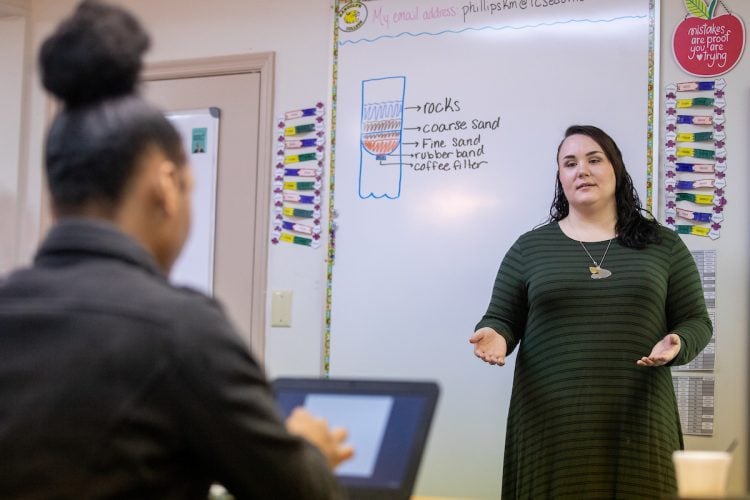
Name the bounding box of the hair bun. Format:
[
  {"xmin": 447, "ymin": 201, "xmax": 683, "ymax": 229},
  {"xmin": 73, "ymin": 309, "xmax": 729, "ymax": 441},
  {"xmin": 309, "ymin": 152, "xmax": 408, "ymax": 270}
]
[{"xmin": 39, "ymin": 0, "xmax": 150, "ymax": 106}]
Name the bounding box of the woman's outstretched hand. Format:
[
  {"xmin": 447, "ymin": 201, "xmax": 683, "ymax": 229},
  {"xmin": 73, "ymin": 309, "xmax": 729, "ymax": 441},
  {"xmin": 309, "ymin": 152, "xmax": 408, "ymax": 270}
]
[
  {"xmin": 470, "ymin": 327, "xmax": 507, "ymax": 366},
  {"xmin": 637, "ymin": 333, "xmax": 681, "ymax": 367}
]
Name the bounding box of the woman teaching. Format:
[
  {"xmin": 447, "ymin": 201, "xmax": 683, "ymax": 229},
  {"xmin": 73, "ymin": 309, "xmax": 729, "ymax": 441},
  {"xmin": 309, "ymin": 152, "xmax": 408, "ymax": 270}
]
[{"xmin": 470, "ymin": 125, "xmax": 712, "ymax": 499}]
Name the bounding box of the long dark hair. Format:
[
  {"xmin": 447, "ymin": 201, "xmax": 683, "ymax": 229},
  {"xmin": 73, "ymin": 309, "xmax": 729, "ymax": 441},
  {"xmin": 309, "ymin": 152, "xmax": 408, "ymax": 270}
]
[
  {"xmin": 548, "ymin": 125, "xmax": 661, "ymax": 249},
  {"xmin": 39, "ymin": 0, "xmax": 186, "ymax": 215}
]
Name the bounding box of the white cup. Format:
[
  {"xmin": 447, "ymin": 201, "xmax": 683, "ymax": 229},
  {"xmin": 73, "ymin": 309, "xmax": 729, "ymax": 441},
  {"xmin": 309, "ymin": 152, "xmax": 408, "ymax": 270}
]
[{"xmin": 672, "ymin": 450, "xmax": 732, "ymax": 498}]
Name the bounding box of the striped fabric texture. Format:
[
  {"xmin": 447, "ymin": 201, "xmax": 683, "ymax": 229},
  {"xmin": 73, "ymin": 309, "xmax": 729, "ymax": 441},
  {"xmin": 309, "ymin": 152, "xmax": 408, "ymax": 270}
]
[{"xmin": 476, "ymin": 222, "xmax": 712, "ymax": 500}]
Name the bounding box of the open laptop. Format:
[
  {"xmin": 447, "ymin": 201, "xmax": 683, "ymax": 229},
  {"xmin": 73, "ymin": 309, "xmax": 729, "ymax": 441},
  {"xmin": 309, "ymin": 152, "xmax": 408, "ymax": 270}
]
[{"xmin": 272, "ymin": 378, "xmax": 440, "ymax": 500}]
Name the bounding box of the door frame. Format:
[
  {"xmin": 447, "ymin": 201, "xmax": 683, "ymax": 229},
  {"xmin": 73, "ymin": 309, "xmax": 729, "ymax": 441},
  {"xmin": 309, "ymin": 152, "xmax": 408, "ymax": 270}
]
[{"xmin": 143, "ymin": 53, "xmax": 275, "ymax": 359}]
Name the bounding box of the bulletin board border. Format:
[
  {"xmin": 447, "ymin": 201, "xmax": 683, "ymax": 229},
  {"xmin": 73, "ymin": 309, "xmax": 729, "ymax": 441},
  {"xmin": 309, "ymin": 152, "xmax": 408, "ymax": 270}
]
[
  {"xmin": 323, "ymin": 0, "xmax": 343, "ymax": 376},
  {"xmin": 647, "ymin": 0, "xmax": 658, "ymax": 213}
]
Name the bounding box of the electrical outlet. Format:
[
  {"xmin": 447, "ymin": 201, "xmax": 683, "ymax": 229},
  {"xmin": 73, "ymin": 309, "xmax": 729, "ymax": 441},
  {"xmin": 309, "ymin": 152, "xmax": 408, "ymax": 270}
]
[{"xmin": 271, "ymin": 290, "xmax": 292, "ymax": 327}]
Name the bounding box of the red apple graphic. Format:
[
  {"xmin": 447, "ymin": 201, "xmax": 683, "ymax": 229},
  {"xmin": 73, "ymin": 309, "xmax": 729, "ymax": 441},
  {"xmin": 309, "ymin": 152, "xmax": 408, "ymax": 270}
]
[{"xmin": 673, "ymin": 12, "xmax": 745, "ymax": 76}]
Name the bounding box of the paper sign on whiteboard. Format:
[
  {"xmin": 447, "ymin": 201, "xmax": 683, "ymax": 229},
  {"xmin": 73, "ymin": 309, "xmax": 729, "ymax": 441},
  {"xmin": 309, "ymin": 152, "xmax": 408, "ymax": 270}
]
[{"xmin": 166, "ymin": 107, "xmax": 220, "ymax": 295}]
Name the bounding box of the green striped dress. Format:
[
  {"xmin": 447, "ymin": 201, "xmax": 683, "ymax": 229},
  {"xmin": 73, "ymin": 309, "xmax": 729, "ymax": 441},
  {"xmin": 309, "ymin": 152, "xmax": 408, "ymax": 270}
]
[{"xmin": 476, "ymin": 221, "xmax": 712, "ymax": 500}]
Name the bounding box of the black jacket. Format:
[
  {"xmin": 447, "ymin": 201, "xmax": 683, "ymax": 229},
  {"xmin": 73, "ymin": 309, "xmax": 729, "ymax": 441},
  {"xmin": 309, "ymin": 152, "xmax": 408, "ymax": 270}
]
[{"xmin": 0, "ymin": 218, "xmax": 344, "ymax": 500}]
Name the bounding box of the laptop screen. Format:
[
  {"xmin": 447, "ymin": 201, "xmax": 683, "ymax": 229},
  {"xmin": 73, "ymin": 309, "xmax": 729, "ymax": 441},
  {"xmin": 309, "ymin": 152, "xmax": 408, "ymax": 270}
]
[{"xmin": 272, "ymin": 378, "xmax": 439, "ymax": 500}]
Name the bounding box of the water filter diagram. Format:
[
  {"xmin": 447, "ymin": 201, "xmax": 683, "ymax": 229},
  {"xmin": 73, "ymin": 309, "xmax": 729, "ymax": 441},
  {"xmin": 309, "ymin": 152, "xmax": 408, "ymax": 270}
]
[{"xmin": 359, "ymin": 76, "xmax": 406, "ymax": 199}]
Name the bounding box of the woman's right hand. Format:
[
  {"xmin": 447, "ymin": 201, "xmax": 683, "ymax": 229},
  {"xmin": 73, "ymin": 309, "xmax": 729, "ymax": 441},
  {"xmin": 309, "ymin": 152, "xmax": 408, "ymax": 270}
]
[
  {"xmin": 469, "ymin": 327, "xmax": 507, "ymax": 366},
  {"xmin": 286, "ymin": 407, "xmax": 354, "ymax": 469}
]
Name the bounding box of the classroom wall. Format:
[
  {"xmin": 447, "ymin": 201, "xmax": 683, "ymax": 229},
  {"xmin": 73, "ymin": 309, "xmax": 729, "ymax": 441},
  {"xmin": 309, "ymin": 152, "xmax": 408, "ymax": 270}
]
[
  {"xmin": 0, "ymin": 0, "xmax": 26, "ymax": 9},
  {"xmin": 4, "ymin": 0, "xmax": 749, "ymax": 495},
  {"xmin": 0, "ymin": 0, "xmax": 28, "ymax": 272},
  {"xmin": 659, "ymin": 0, "xmax": 748, "ymax": 493}
]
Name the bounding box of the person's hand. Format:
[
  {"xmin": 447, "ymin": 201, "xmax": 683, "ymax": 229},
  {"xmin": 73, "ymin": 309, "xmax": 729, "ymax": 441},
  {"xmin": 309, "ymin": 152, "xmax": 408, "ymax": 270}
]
[
  {"xmin": 285, "ymin": 407, "xmax": 354, "ymax": 469},
  {"xmin": 470, "ymin": 327, "xmax": 507, "ymax": 366},
  {"xmin": 637, "ymin": 333, "xmax": 681, "ymax": 367}
]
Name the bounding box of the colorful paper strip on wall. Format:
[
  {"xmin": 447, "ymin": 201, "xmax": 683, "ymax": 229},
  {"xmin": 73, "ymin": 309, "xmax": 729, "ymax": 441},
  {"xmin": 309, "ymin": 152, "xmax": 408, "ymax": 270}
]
[
  {"xmin": 664, "ymin": 79, "xmax": 727, "ymax": 239},
  {"xmin": 271, "ymin": 103, "xmax": 326, "ymax": 248}
]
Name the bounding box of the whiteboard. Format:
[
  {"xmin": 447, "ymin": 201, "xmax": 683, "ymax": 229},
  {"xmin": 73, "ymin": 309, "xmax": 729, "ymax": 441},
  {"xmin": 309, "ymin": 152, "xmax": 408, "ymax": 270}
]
[
  {"xmin": 329, "ymin": 1, "xmax": 653, "ymax": 498},
  {"xmin": 167, "ymin": 108, "xmax": 220, "ymax": 295}
]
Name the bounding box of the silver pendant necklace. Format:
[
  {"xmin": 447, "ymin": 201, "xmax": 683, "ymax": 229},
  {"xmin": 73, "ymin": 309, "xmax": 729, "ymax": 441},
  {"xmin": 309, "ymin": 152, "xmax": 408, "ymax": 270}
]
[{"xmin": 579, "ymin": 239, "xmax": 613, "ymax": 279}]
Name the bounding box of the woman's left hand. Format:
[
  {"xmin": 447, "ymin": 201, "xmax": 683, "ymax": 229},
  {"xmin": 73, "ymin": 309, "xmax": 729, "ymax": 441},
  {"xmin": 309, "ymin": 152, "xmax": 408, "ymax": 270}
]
[{"xmin": 636, "ymin": 333, "xmax": 681, "ymax": 367}]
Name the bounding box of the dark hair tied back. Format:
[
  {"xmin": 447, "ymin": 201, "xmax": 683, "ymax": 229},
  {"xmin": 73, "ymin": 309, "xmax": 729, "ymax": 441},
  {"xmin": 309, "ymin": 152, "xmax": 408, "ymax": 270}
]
[
  {"xmin": 40, "ymin": 0, "xmax": 150, "ymax": 107},
  {"xmin": 40, "ymin": 0, "xmax": 185, "ymax": 214}
]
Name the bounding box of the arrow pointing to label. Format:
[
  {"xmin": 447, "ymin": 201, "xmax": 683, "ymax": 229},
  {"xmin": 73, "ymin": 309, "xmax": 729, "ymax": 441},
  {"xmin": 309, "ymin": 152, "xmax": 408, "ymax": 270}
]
[
  {"xmin": 403, "ymin": 126, "xmax": 421, "ymax": 131},
  {"xmin": 402, "ymin": 141, "xmax": 418, "ymax": 147},
  {"xmin": 404, "ymin": 106, "xmax": 422, "ymax": 111}
]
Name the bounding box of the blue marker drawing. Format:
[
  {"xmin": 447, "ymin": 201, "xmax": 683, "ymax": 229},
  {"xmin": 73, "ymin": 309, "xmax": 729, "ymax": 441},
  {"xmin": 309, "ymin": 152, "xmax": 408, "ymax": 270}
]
[{"xmin": 359, "ymin": 76, "xmax": 406, "ymax": 199}]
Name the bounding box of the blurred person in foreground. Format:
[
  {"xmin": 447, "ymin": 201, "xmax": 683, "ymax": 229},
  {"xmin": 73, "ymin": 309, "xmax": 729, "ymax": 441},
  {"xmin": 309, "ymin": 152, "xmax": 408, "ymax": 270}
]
[{"xmin": 0, "ymin": 1, "xmax": 352, "ymax": 498}]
